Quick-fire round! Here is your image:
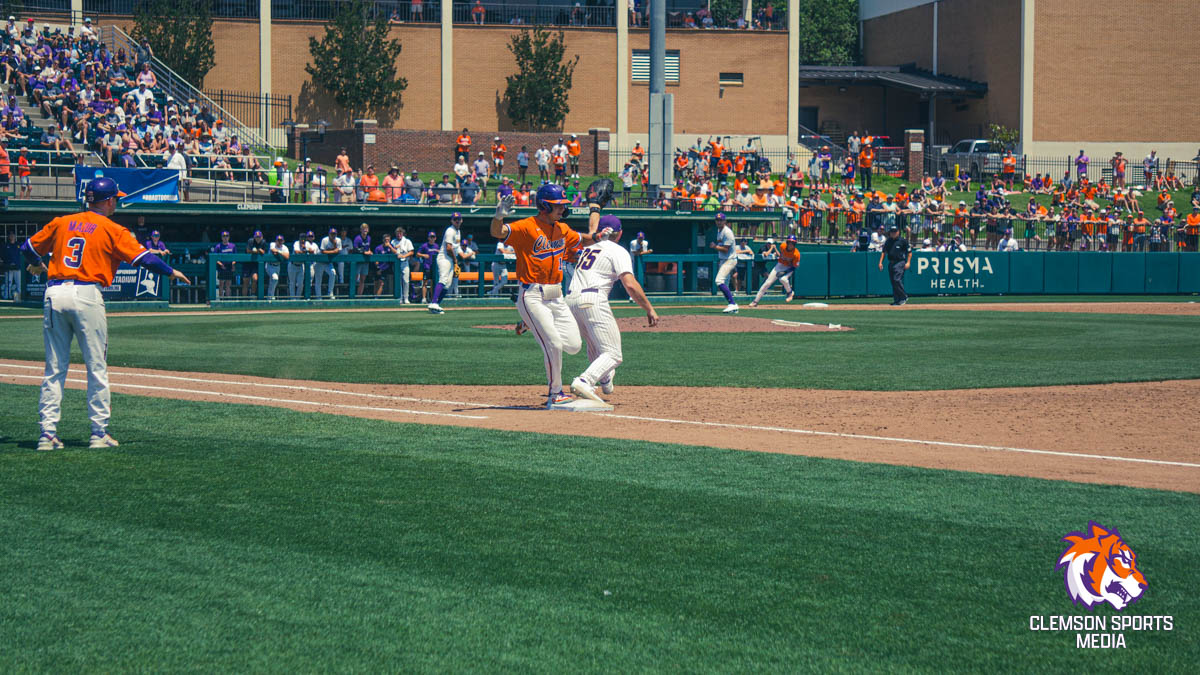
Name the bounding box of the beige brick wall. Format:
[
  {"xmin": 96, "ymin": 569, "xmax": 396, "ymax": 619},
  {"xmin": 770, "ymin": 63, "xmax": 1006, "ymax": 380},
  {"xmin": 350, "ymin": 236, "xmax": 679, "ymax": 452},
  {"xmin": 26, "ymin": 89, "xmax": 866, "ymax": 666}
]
[
  {"xmin": 863, "ymin": 4, "xmax": 933, "ymax": 70},
  {"xmin": 1033, "ymin": 0, "xmax": 1199, "ymax": 143}
]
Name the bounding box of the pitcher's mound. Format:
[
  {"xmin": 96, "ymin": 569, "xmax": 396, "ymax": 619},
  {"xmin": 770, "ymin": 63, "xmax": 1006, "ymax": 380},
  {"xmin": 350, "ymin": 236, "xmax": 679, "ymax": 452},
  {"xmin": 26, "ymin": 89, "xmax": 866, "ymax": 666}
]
[{"xmin": 476, "ymin": 315, "xmax": 851, "ymax": 333}]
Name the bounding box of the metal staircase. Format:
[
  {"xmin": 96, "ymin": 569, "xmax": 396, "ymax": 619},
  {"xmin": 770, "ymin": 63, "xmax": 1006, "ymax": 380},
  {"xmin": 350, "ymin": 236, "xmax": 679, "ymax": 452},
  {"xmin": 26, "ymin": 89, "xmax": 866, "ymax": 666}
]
[{"xmin": 101, "ymin": 24, "xmax": 272, "ymax": 154}]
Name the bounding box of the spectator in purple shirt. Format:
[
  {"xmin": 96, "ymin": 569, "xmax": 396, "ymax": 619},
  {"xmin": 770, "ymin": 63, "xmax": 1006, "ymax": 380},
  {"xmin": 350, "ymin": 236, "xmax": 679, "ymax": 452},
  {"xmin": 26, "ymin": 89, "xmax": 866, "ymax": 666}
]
[
  {"xmin": 352, "ymin": 222, "xmax": 373, "ymax": 296},
  {"xmin": 143, "ymin": 230, "xmax": 169, "ymax": 257},
  {"xmin": 372, "ymin": 239, "xmax": 391, "ymax": 296},
  {"xmin": 416, "ymin": 231, "xmax": 439, "ymax": 303},
  {"xmin": 1075, "ymin": 150, "xmax": 1089, "ymax": 180}
]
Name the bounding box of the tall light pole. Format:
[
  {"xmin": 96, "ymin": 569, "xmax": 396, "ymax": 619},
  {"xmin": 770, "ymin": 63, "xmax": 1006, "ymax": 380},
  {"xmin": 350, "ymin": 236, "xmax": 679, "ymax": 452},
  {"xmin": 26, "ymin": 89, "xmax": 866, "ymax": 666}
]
[{"xmin": 648, "ymin": 0, "xmax": 673, "ymax": 195}]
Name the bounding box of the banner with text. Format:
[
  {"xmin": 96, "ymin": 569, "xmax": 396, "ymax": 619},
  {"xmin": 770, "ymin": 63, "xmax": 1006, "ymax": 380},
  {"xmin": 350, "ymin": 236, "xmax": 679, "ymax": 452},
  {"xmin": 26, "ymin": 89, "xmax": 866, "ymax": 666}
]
[{"xmin": 74, "ymin": 167, "xmax": 181, "ymax": 204}]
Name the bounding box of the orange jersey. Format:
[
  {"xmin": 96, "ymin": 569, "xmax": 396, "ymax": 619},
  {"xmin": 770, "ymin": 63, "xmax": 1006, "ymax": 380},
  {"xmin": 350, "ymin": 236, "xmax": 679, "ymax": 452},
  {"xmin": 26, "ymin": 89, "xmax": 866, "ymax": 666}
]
[
  {"xmin": 1002, "ymin": 156, "xmax": 1016, "ymax": 174},
  {"xmin": 504, "ymin": 216, "xmax": 581, "ymax": 285},
  {"xmin": 566, "ymin": 140, "xmax": 581, "ymax": 157},
  {"xmin": 675, "ymin": 155, "xmax": 688, "ymax": 170},
  {"xmin": 1185, "ymin": 213, "xmax": 1200, "ymax": 235},
  {"xmin": 492, "ymin": 143, "xmax": 506, "ymax": 160},
  {"xmin": 28, "ymin": 210, "xmax": 148, "ymax": 287},
  {"xmin": 778, "ymin": 242, "xmax": 801, "ymax": 267},
  {"xmin": 858, "ymin": 148, "xmax": 873, "ymax": 168},
  {"xmin": 456, "ymin": 134, "xmax": 471, "ymax": 151}
]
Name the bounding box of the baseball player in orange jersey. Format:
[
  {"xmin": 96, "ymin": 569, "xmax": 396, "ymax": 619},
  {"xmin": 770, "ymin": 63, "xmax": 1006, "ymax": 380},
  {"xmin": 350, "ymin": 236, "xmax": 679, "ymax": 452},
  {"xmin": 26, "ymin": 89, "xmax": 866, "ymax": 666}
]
[
  {"xmin": 21, "ymin": 177, "xmax": 190, "ymax": 450},
  {"xmin": 491, "ymin": 183, "xmax": 600, "ymax": 407},
  {"xmin": 748, "ymin": 234, "xmax": 801, "ymax": 306}
]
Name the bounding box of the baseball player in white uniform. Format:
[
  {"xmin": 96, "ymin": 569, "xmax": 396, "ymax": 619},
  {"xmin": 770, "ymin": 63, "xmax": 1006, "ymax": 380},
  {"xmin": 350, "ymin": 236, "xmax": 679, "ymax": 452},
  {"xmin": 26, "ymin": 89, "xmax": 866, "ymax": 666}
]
[
  {"xmin": 428, "ymin": 212, "xmax": 462, "ymax": 314},
  {"xmin": 266, "ymin": 235, "xmax": 290, "ymax": 299},
  {"xmin": 290, "ymin": 230, "xmax": 318, "ymax": 298},
  {"xmin": 710, "ymin": 212, "xmax": 739, "ymax": 313},
  {"xmin": 315, "ymin": 227, "xmax": 341, "ymax": 298},
  {"xmin": 489, "ymin": 241, "xmax": 515, "ymax": 295},
  {"xmin": 389, "ymin": 227, "xmax": 414, "ymax": 303},
  {"xmin": 567, "ymin": 215, "xmax": 659, "ymax": 404}
]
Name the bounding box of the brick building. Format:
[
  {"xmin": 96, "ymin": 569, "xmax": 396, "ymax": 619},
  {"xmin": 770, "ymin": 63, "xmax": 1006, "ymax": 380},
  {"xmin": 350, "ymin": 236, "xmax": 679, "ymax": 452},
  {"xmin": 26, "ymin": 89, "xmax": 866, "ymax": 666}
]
[{"xmin": 860, "ymin": 0, "xmax": 1200, "ymax": 160}]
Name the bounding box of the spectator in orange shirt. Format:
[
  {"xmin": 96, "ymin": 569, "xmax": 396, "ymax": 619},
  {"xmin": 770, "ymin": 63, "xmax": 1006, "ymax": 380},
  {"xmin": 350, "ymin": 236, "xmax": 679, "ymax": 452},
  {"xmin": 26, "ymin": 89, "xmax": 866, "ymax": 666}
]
[
  {"xmin": 471, "ymin": 0, "xmax": 486, "ymax": 25},
  {"xmin": 631, "ymin": 142, "xmax": 644, "ymax": 165},
  {"xmin": 566, "ymin": 134, "xmax": 581, "ymax": 178},
  {"xmin": 455, "ymin": 128, "xmax": 471, "ymax": 162},
  {"xmin": 17, "ymin": 148, "xmax": 32, "ymax": 198},
  {"xmin": 1185, "ymin": 206, "xmax": 1200, "ymax": 252},
  {"xmin": 381, "ymin": 165, "xmax": 405, "ymax": 202},
  {"xmin": 1001, "ymin": 151, "xmax": 1017, "ymax": 190},
  {"xmin": 492, "ymin": 137, "xmax": 507, "ymax": 176},
  {"xmin": 857, "ymin": 146, "xmax": 874, "ymax": 191}
]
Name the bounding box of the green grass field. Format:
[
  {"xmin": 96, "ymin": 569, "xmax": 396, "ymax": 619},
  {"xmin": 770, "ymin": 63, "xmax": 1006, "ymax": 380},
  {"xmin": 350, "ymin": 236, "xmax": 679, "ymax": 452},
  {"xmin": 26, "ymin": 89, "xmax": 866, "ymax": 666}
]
[
  {"xmin": 2, "ymin": 305, "xmax": 1198, "ymax": 670},
  {"xmin": 0, "ymin": 305, "xmax": 1198, "ymax": 390},
  {"xmin": 1, "ymin": 384, "xmax": 1197, "ymax": 671}
]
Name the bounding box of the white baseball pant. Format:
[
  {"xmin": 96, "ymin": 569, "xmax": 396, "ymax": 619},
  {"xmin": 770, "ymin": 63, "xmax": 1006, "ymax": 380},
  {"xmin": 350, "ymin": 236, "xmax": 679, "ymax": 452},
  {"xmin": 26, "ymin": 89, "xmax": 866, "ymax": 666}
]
[
  {"xmin": 288, "ymin": 262, "xmax": 308, "ymax": 298},
  {"xmin": 3, "ymin": 268, "xmax": 20, "ymax": 300},
  {"xmin": 436, "ymin": 254, "xmax": 455, "ymax": 287},
  {"xmin": 313, "ymin": 262, "xmax": 336, "ymax": 297},
  {"xmin": 39, "ymin": 281, "xmax": 110, "ymax": 436},
  {"xmin": 517, "ymin": 282, "xmax": 581, "ymax": 394},
  {"xmin": 567, "ymin": 293, "xmax": 622, "ymax": 387},
  {"xmin": 396, "ymin": 262, "xmax": 411, "ymax": 303},
  {"xmin": 265, "ymin": 262, "xmax": 281, "ymax": 298},
  {"xmin": 752, "ymin": 263, "xmax": 795, "ymax": 304},
  {"xmin": 488, "ymin": 262, "xmax": 509, "ymax": 295},
  {"xmin": 714, "ymin": 256, "xmax": 739, "ymax": 285}
]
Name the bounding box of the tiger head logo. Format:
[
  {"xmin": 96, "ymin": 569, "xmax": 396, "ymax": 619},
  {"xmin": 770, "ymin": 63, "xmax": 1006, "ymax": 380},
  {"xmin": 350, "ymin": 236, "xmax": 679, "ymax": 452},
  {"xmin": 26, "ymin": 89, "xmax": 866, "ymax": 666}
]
[{"xmin": 1056, "ymin": 522, "xmax": 1147, "ymax": 611}]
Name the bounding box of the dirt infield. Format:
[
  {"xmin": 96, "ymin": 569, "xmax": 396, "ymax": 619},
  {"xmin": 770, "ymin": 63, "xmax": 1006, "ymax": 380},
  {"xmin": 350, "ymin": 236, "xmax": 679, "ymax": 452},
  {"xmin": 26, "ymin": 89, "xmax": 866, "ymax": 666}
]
[
  {"xmin": 476, "ymin": 315, "xmax": 852, "ymax": 333},
  {"xmin": 3, "ymin": 358, "xmax": 1196, "ymax": 494}
]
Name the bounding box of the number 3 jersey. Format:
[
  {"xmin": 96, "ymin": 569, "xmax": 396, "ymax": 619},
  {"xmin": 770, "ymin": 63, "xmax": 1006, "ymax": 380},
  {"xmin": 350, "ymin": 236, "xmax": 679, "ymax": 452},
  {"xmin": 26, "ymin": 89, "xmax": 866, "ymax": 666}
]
[
  {"xmin": 567, "ymin": 239, "xmax": 634, "ymax": 297},
  {"xmin": 28, "ymin": 210, "xmax": 148, "ymax": 286}
]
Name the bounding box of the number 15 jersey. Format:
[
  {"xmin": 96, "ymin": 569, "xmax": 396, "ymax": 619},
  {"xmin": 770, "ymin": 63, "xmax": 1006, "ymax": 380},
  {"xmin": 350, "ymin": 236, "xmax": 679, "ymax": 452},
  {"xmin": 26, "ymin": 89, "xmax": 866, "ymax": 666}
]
[
  {"xmin": 28, "ymin": 210, "xmax": 148, "ymax": 286},
  {"xmin": 568, "ymin": 239, "xmax": 633, "ymax": 297}
]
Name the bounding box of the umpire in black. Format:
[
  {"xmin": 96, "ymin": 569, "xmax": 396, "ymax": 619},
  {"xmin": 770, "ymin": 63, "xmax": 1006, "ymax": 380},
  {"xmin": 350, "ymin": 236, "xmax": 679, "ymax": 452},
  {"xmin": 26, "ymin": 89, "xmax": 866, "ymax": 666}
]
[{"xmin": 877, "ymin": 224, "xmax": 912, "ymax": 306}]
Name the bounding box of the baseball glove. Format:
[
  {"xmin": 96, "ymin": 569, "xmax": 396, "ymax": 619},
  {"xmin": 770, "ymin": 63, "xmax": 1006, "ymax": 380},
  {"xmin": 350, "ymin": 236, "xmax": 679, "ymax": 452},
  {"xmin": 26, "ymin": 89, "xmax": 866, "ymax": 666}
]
[
  {"xmin": 453, "ymin": 263, "xmax": 461, "ymax": 279},
  {"xmin": 585, "ymin": 178, "xmax": 615, "ymax": 209}
]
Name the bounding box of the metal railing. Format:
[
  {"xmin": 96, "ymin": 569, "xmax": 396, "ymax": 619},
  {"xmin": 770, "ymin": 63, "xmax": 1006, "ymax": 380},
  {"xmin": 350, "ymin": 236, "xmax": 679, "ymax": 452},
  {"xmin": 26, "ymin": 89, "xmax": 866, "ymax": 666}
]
[
  {"xmin": 201, "ymin": 89, "xmax": 292, "ymax": 135},
  {"xmin": 101, "ymin": 24, "xmax": 272, "ymax": 154},
  {"xmin": 926, "ymin": 152, "xmax": 1200, "ymax": 187}
]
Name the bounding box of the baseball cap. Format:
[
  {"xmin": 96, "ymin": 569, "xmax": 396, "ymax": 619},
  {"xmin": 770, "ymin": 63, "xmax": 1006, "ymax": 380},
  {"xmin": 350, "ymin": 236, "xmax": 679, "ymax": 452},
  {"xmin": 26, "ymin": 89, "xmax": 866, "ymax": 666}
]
[
  {"xmin": 221, "ymin": 230, "xmax": 230, "ymax": 236},
  {"xmin": 786, "ymin": 235, "xmax": 797, "ymax": 242},
  {"xmin": 306, "ymin": 230, "xmax": 315, "ymax": 237},
  {"xmin": 598, "ymin": 214, "xmax": 623, "ymax": 232},
  {"xmin": 923, "ymin": 238, "xmax": 931, "ymax": 245},
  {"xmin": 451, "ymin": 212, "xmax": 462, "ymax": 220},
  {"xmin": 329, "ymin": 227, "xmax": 337, "ymax": 234},
  {"xmin": 887, "ymin": 225, "xmax": 900, "ymax": 232},
  {"xmin": 637, "ymin": 231, "xmax": 645, "ymax": 237},
  {"xmin": 428, "ymin": 231, "xmax": 436, "ymax": 237},
  {"xmin": 276, "ymin": 234, "xmax": 284, "ymax": 241},
  {"xmin": 151, "ymin": 230, "xmax": 160, "ymax": 236},
  {"xmin": 715, "ymin": 213, "xmax": 726, "ymax": 221},
  {"xmin": 494, "ymin": 136, "xmax": 500, "ymax": 141},
  {"xmin": 254, "ymin": 230, "xmax": 263, "ymax": 237}
]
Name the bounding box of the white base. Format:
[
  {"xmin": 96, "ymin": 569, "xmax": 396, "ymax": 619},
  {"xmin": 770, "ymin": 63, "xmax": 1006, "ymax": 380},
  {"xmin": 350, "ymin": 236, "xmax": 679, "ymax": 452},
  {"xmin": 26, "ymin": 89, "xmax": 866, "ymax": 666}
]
[
  {"xmin": 803, "ymin": 302, "xmax": 829, "ymax": 308},
  {"xmin": 549, "ymin": 399, "xmax": 614, "ymax": 412}
]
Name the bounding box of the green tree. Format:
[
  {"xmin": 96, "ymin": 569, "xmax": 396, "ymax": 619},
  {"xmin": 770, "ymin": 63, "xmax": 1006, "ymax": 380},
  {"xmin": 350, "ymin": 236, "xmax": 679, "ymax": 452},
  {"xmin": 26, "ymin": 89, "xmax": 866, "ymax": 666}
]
[
  {"xmin": 989, "ymin": 124, "xmax": 1019, "ymax": 152},
  {"xmin": 710, "ymin": 1, "xmax": 858, "ymax": 65},
  {"xmin": 306, "ymin": 0, "xmax": 408, "ymax": 121},
  {"xmin": 131, "ymin": 0, "xmax": 217, "ymax": 88},
  {"xmin": 503, "ymin": 27, "xmax": 579, "ymax": 132}
]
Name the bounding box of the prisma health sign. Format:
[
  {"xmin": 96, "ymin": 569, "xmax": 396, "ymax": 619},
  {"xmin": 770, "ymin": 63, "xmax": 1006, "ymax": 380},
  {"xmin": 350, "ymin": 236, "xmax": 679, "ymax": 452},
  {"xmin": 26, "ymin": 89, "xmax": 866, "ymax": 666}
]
[{"xmin": 911, "ymin": 253, "xmax": 1007, "ymax": 294}]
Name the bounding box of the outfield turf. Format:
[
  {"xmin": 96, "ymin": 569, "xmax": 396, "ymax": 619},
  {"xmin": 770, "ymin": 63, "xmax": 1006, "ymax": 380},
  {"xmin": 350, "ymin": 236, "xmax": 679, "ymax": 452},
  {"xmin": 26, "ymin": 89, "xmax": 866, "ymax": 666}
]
[
  {"xmin": 0, "ymin": 384, "xmax": 1196, "ymax": 671},
  {"xmin": 1, "ymin": 306, "xmax": 1198, "ymax": 390}
]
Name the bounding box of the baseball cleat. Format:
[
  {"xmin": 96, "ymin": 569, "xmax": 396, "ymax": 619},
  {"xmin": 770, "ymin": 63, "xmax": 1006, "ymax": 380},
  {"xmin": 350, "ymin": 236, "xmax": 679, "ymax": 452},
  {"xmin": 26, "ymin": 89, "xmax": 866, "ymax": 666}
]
[
  {"xmin": 547, "ymin": 391, "xmax": 574, "ymax": 408},
  {"xmin": 571, "ymin": 377, "xmax": 605, "ymax": 404},
  {"xmin": 515, "ymin": 320, "xmax": 528, "ymax": 335},
  {"xmin": 722, "ymin": 303, "xmax": 739, "ymax": 314},
  {"xmin": 89, "ymin": 433, "xmax": 119, "ymax": 449},
  {"xmin": 37, "ymin": 433, "xmax": 64, "ymax": 451},
  {"xmin": 785, "ymin": 292, "xmax": 795, "ymax": 303},
  {"xmin": 748, "ymin": 301, "xmax": 758, "ymax": 308},
  {"xmin": 897, "ymin": 299, "xmax": 908, "ymax": 306},
  {"xmin": 598, "ymin": 378, "xmax": 614, "ymax": 395},
  {"xmin": 428, "ymin": 303, "xmax": 444, "ymax": 314}
]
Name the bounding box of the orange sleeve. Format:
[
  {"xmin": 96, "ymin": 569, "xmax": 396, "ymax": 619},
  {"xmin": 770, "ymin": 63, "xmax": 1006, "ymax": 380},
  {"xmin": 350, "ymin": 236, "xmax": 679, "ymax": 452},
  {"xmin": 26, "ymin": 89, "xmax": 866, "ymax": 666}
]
[
  {"xmin": 562, "ymin": 226, "xmax": 581, "ymax": 252},
  {"xmin": 28, "ymin": 216, "xmax": 62, "ymax": 257},
  {"xmin": 504, "ymin": 219, "xmax": 532, "ymax": 250}
]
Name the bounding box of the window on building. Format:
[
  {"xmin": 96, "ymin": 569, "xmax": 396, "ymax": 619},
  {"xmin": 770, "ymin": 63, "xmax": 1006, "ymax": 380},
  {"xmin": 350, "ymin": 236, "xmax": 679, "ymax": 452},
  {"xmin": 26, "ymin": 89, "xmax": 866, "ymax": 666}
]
[
  {"xmin": 718, "ymin": 72, "xmax": 743, "ymax": 86},
  {"xmin": 632, "ymin": 50, "xmax": 680, "ymax": 84}
]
